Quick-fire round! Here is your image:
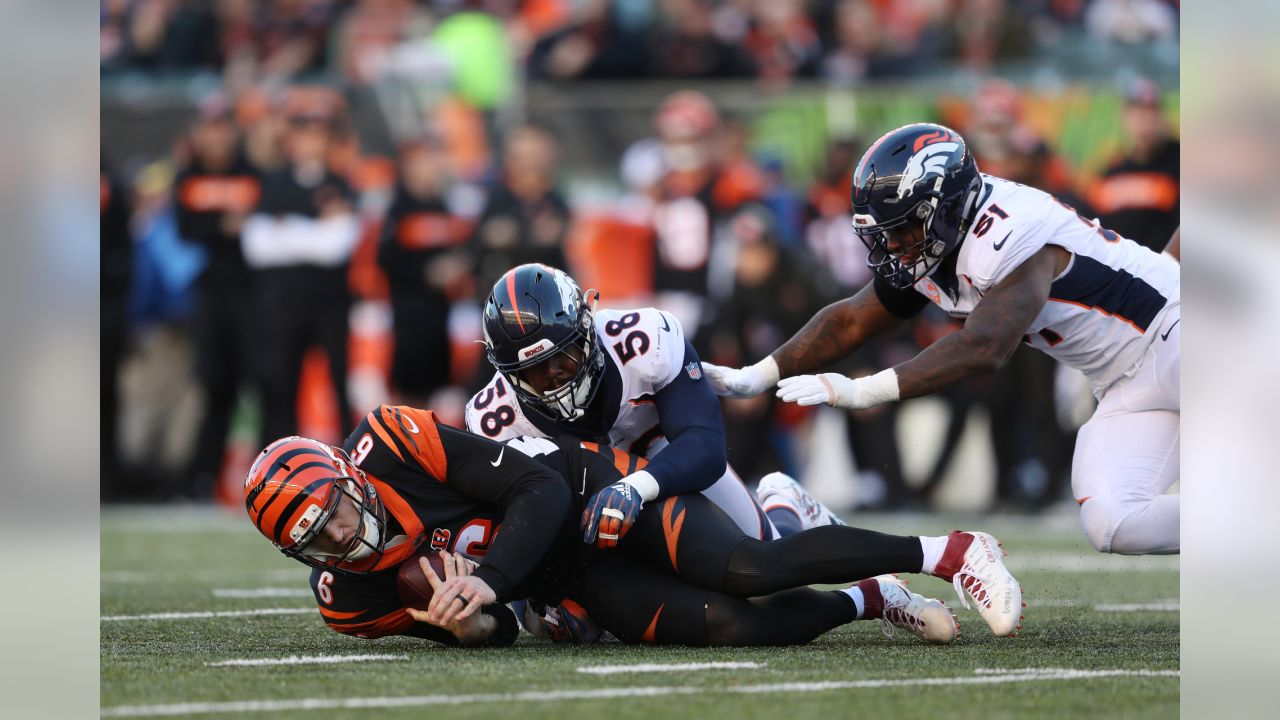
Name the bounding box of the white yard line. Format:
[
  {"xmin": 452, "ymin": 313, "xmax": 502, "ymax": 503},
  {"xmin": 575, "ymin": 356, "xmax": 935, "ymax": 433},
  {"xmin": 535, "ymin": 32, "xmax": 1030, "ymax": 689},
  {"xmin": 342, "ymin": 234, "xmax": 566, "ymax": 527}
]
[
  {"xmin": 212, "ymin": 588, "xmax": 312, "ymax": 599},
  {"xmin": 1008, "ymin": 552, "xmax": 1178, "ymax": 574},
  {"xmin": 577, "ymin": 662, "xmax": 765, "ymax": 675},
  {"xmin": 207, "ymin": 655, "xmax": 407, "ymax": 668},
  {"xmin": 1094, "ymin": 601, "xmax": 1179, "ymax": 612},
  {"xmin": 103, "ymin": 569, "xmax": 305, "ymax": 584},
  {"xmin": 102, "ymin": 608, "xmax": 312, "ymax": 622},
  {"xmin": 101, "ymin": 668, "xmax": 1179, "ymax": 717}
]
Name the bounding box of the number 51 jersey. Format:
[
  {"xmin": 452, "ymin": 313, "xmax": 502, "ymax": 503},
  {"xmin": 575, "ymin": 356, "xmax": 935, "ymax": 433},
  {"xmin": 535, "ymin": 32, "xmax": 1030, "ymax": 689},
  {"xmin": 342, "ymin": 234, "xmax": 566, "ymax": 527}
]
[{"xmin": 905, "ymin": 175, "xmax": 1179, "ymax": 397}]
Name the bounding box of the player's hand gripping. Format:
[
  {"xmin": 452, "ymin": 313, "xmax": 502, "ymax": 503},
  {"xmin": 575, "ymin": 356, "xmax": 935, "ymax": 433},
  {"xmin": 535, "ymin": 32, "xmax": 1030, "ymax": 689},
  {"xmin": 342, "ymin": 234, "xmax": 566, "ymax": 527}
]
[
  {"xmin": 405, "ymin": 550, "xmax": 497, "ymax": 642},
  {"xmin": 700, "ymin": 356, "xmax": 780, "ymax": 398},
  {"xmin": 582, "ymin": 479, "xmax": 645, "ymax": 549}
]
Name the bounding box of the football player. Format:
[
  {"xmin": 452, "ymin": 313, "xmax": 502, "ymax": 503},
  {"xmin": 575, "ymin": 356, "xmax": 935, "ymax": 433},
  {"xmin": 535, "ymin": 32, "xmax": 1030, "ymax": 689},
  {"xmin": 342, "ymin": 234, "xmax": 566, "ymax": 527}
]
[
  {"xmin": 244, "ymin": 407, "xmax": 1024, "ymax": 646},
  {"xmin": 703, "ymin": 123, "xmax": 1180, "ymax": 556},
  {"xmin": 466, "ymin": 263, "xmax": 841, "ymax": 547}
]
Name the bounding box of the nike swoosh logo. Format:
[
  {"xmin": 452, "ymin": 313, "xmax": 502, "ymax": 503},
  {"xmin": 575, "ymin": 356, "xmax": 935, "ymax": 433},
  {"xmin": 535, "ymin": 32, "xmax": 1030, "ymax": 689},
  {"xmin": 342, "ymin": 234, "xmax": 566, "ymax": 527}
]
[
  {"xmin": 992, "ymin": 230, "xmax": 1012, "ymax": 251},
  {"xmin": 660, "ymin": 315, "xmax": 671, "ymax": 332},
  {"xmin": 1160, "ymin": 318, "xmax": 1180, "ymax": 341},
  {"xmin": 490, "ymin": 446, "xmax": 505, "ymax": 467}
]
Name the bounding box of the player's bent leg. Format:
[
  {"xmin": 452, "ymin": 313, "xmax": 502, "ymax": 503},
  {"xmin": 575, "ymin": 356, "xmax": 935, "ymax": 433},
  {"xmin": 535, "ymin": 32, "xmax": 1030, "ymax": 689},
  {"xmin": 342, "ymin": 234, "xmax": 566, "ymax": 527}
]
[
  {"xmin": 722, "ymin": 525, "xmax": 924, "ymax": 597},
  {"xmin": 1073, "ymin": 405, "xmax": 1180, "ymax": 555},
  {"xmin": 624, "ymin": 493, "xmax": 927, "ymax": 597}
]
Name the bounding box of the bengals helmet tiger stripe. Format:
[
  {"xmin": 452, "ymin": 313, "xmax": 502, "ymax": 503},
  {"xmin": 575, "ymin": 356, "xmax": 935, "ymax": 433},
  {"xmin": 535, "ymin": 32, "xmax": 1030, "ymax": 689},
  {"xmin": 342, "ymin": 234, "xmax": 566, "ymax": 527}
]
[{"xmin": 244, "ymin": 436, "xmax": 389, "ymax": 574}]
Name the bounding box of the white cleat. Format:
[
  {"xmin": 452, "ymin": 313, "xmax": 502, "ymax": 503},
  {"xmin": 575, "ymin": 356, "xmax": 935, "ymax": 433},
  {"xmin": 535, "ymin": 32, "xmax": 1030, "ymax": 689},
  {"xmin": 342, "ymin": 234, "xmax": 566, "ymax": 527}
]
[
  {"xmin": 756, "ymin": 472, "xmax": 845, "ymax": 530},
  {"xmin": 872, "ymin": 575, "xmax": 958, "ymax": 645},
  {"xmin": 933, "ymin": 531, "xmax": 1025, "ymax": 637}
]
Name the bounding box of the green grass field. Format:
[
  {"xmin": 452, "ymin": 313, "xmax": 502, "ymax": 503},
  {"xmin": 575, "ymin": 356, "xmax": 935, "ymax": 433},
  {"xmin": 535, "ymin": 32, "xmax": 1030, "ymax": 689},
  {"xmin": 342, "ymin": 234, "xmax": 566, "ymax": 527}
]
[{"xmin": 101, "ymin": 506, "xmax": 1178, "ymax": 719}]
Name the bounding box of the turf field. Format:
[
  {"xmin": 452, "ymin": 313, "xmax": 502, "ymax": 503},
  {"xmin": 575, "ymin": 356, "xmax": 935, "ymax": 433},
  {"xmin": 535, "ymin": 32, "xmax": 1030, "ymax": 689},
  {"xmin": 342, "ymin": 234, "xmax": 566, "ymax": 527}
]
[{"xmin": 101, "ymin": 505, "xmax": 1178, "ymax": 719}]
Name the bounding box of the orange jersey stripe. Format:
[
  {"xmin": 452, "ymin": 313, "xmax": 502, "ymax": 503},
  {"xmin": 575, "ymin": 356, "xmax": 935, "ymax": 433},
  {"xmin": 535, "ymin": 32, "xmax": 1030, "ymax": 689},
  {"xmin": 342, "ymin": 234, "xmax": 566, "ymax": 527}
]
[
  {"xmin": 377, "ymin": 406, "xmax": 448, "ymax": 480},
  {"xmin": 641, "ymin": 604, "xmax": 663, "ymax": 644},
  {"xmin": 661, "ymin": 497, "xmax": 686, "ymax": 573}
]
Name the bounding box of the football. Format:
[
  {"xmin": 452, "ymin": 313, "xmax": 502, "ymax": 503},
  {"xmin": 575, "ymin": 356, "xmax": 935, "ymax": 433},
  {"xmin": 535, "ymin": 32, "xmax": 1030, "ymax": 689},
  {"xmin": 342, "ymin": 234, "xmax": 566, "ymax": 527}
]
[{"xmin": 395, "ymin": 551, "xmax": 448, "ymax": 610}]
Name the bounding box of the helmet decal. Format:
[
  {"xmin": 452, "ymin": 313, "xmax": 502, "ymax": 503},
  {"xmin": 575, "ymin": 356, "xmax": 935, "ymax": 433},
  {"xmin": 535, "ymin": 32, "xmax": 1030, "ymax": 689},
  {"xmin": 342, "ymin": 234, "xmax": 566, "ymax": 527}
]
[
  {"xmin": 519, "ymin": 338, "xmax": 555, "ymax": 362},
  {"xmin": 896, "ymin": 142, "xmax": 961, "ymax": 200}
]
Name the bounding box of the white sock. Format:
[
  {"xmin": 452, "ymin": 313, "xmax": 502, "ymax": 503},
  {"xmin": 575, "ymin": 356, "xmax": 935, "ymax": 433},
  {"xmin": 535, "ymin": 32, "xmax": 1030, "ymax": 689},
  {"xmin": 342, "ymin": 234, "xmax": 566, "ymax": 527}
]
[
  {"xmin": 840, "ymin": 586, "xmax": 866, "ymax": 619},
  {"xmin": 919, "ymin": 535, "xmax": 949, "ymax": 575}
]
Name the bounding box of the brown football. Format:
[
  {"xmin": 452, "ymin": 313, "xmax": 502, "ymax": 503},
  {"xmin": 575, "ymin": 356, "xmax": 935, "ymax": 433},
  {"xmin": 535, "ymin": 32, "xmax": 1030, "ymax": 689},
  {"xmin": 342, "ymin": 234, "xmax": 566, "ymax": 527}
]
[{"xmin": 395, "ymin": 551, "xmax": 448, "ymax": 610}]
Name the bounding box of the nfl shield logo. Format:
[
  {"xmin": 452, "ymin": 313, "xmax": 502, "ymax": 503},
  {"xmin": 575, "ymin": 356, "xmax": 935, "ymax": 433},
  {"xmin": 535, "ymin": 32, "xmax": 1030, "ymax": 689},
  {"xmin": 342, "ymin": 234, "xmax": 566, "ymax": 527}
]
[{"xmin": 685, "ymin": 362, "xmax": 702, "ymax": 380}]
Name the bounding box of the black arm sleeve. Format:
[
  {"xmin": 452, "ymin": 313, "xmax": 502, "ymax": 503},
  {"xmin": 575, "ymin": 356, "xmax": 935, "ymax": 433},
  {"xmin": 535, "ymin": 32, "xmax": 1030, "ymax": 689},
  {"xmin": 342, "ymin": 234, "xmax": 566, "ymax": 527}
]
[
  {"xmin": 434, "ymin": 421, "xmax": 571, "ymax": 602},
  {"xmin": 645, "ymin": 340, "xmax": 728, "ymax": 497},
  {"xmin": 872, "ymin": 274, "xmax": 931, "ymax": 319}
]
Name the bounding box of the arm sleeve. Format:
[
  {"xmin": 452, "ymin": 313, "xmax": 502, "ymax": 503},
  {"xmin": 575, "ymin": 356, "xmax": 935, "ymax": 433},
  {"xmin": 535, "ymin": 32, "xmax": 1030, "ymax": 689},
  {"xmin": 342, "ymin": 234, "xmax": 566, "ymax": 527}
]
[
  {"xmin": 242, "ymin": 213, "xmax": 360, "ymax": 268},
  {"xmin": 873, "ymin": 274, "xmax": 931, "ymax": 319},
  {"xmin": 644, "ymin": 340, "xmax": 728, "ymax": 497},
  {"xmin": 434, "ymin": 421, "xmax": 571, "ymax": 603}
]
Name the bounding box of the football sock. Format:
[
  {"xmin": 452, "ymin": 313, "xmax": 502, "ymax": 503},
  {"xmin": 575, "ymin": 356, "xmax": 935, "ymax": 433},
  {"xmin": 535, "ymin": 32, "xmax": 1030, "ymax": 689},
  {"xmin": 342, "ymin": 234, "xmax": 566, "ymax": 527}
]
[
  {"xmin": 765, "ymin": 507, "xmax": 804, "ymax": 537},
  {"xmin": 723, "ymin": 525, "xmax": 924, "ymax": 596},
  {"xmin": 919, "ymin": 535, "xmax": 949, "ymax": 575},
  {"xmin": 841, "ymin": 586, "xmax": 867, "ymax": 619}
]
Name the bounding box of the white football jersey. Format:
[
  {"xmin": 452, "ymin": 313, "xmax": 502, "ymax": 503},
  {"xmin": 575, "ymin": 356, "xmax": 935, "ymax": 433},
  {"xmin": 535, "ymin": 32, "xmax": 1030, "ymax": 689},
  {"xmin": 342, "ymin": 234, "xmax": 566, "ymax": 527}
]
[
  {"xmin": 912, "ymin": 175, "xmax": 1179, "ymax": 395},
  {"xmin": 465, "ymin": 307, "xmax": 689, "ymax": 455}
]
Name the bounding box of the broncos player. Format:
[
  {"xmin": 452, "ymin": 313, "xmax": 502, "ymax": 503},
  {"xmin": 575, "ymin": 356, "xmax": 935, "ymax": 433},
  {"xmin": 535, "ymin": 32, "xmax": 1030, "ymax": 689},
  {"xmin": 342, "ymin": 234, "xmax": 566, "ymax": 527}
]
[
  {"xmin": 704, "ymin": 123, "xmax": 1180, "ymax": 556},
  {"xmin": 466, "ymin": 263, "xmax": 841, "ymax": 549},
  {"xmin": 244, "ymin": 405, "xmax": 1025, "ymax": 646}
]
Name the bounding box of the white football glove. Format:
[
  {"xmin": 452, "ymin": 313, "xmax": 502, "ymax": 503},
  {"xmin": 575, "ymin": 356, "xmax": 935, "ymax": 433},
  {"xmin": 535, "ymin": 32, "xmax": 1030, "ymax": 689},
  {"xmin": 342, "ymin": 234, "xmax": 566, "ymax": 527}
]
[
  {"xmin": 700, "ymin": 356, "xmax": 780, "ymax": 399},
  {"xmin": 775, "ymin": 369, "xmax": 900, "ymax": 410}
]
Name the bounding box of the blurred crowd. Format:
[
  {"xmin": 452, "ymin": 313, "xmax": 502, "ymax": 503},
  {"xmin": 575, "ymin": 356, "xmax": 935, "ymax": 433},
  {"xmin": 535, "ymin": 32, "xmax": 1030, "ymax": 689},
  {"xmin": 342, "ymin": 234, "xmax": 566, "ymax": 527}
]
[
  {"xmin": 101, "ymin": 1, "xmax": 1180, "ymax": 512},
  {"xmin": 101, "ymin": 0, "xmax": 1180, "ymax": 87}
]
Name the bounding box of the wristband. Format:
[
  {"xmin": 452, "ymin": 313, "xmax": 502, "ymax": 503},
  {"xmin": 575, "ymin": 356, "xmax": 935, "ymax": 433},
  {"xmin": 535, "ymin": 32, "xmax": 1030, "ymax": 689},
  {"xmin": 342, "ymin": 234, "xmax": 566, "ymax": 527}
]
[{"xmin": 622, "ymin": 470, "xmax": 660, "ymax": 503}]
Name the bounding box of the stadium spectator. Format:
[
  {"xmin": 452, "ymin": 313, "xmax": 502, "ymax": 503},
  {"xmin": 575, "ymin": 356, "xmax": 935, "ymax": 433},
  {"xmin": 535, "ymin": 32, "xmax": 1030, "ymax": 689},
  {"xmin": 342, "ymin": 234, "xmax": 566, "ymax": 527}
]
[
  {"xmin": 172, "ymin": 96, "xmax": 263, "ymax": 499},
  {"xmin": 651, "ymin": 91, "xmax": 764, "ymax": 351},
  {"xmin": 1084, "ymin": 0, "xmax": 1178, "ymax": 45},
  {"xmin": 527, "ymin": 0, "xmax": 653, "ymax": 80},
  {"xmin": 470, "ymin": 123, "xmax": 571, "ymax": 300},
  {"xmin": 378, "ymin": 135, "xmax": 474, "ymax": 407},
  {"xmin": 743, "ymin": 0, "xmax": 822, "ymax": 85},
  {"xmin": 101, "ymin": 159, "xmax": 133, "ymax": 501},
  {"xmin": 220, "ymin": 0, "xmax": 336, "ymax": 89},
  {"xmin": 243, "ymin": 109, "xmax": 359, "ymax": 447},
  {"xmin": 649, "ymin": 0, "xmax": 756, "ymax": 78},
  {"xmin": 1089, "ymin": 77, "xmax": 1179, "ymax": 252},
  {"xmin": 708, "ymin": 205, "xmax": 828, "ymax": 479}
]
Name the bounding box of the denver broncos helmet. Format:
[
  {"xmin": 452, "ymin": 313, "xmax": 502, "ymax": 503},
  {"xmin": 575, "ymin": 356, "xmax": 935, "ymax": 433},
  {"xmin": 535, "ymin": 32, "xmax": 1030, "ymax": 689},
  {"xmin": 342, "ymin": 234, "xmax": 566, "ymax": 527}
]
[
  {"xmin": 244, "ymin": 436, "xmax": 389, "ymax": 574},
  {"xmin": 851, "ymin": 123, "xmax": 983, "ymax": 288},
  {"xmin": 482, "ymin": 264, "xmax": 605, "ymax": 422}
]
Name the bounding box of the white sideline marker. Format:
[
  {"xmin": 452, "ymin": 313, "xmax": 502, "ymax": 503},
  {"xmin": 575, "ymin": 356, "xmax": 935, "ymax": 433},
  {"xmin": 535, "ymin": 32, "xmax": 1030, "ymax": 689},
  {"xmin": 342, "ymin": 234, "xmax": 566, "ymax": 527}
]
[
  {"xmin": 213, "ymin": 588, "xmax": 312, "ymax": 599},
  {"xmin": 102, "ymin": 608, "xmax": 313, "ymax": 622},
  {"xmin": 101, "ymin": 668, "xmax": 1178, "ymax": 717},
  {"xmin": 207, "ymin": 655, "xmax": 408, "ymax": 668},
  {"xmin": 1094, "ymin": 601, "xmax": 1179, "ymax": 612},
  {"xmin": 578, "ymin": 662, "xmax": 765, "ymax": 675}
]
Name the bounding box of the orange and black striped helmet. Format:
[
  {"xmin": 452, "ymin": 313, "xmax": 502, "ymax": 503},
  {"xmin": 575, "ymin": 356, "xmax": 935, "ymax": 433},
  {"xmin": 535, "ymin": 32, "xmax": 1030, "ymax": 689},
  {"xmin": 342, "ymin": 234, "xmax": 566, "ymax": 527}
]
[{"xmin": 244, "ymin": 436, "xmax": 388, "ymax": 574}]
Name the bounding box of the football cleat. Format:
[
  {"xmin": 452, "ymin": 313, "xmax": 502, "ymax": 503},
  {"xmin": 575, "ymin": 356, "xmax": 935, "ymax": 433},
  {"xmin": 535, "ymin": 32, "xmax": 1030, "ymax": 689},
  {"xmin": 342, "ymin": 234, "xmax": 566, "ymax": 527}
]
[
  {"xmin": 756, "ymin": 472, "xmax": 845, "ymax": 530},
  {"xmin": 932, "ymin": 531, "xmax": 1024, "ymax": 637},
  {"xmin": 860, "ymin": 575, "xmax": 958, "ymax": 645}
]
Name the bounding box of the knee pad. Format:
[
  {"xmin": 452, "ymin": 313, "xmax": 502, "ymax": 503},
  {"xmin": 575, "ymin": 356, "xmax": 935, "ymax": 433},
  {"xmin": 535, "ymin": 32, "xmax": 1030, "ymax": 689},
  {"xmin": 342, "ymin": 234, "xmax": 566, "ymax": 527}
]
[{"xmin": 1078, "ymin": 495, "xmax": 1122, "ymax": 554}]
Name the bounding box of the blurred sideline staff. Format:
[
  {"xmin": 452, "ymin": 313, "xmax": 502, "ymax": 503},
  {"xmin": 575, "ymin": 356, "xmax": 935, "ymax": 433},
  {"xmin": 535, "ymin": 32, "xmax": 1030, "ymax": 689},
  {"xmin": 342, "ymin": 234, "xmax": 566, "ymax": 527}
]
[{"xmin": 243, "ymin": 110, "xmax": 358, "ymax": 447}]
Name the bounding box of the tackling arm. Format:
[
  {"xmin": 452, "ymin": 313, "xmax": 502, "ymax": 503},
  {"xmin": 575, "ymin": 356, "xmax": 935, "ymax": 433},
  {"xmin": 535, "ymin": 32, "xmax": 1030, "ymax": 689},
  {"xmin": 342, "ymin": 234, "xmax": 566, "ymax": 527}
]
[
  {"xmin": 893, "ymin": 245, "xmax": 1065, "ymax": 400},
  {"xmin": 772, "ymin": 282, "xmax": 909, "ymax": 377}
]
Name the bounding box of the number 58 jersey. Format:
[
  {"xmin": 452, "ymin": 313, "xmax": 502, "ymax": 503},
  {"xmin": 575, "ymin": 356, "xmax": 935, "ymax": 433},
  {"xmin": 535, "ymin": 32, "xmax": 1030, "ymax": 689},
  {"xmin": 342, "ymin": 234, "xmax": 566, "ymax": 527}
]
[
  {"xmin": 899, "ymin": 175, "xmax": 1180, "ymax": 396},
  {"xmin": 466, "ymin": 307, "xmax": 688, "ymax": 456}
]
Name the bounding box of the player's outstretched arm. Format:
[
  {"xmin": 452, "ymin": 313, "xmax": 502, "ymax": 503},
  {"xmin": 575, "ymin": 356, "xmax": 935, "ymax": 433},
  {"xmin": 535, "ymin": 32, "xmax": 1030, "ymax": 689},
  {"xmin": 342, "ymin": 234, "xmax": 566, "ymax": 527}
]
[
  {"xmin": 702, "ymin": 283, "xmax": 906, "ymax": 398},
  {"xmin": 893, "ymin": 245, "xmax": 1065, "ymax": 399},
  {"xmin": 773, "ymin": 282, "xmax": 907, "ymax": 377},
  {"xmin": 777, "ymin": 246, "xmax": 1066, "ymax": 410}
]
